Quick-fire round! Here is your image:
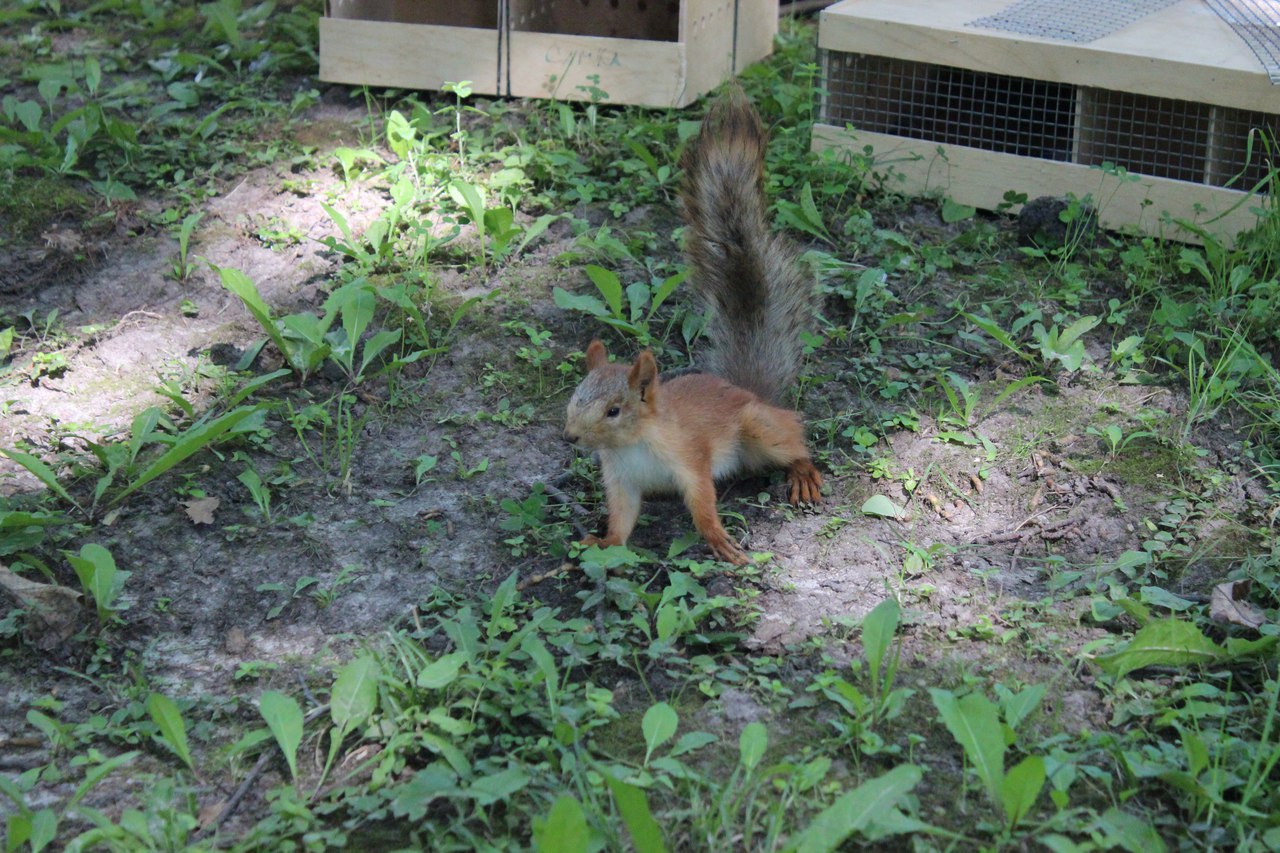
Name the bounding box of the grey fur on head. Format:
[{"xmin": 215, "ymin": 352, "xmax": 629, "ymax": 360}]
[{"xmin": 679, "ymin": 85, "xmax": 817, "ymax": 405}]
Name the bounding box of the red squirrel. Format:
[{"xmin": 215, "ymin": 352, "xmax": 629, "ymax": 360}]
[{"xmin": 563, "ymin": 87, "xmax": 821, "ymax": 565}]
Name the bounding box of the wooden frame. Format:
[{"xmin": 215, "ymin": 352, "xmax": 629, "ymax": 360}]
[
  {"xmin": 813, "ymin": 0, "xmax": 1278, "ymax": 242},
  {"xmin": 319, "ymin": 0, "xmax": 778, "ymax": 108}
]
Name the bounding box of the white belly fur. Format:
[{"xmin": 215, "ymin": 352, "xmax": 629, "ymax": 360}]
[{"xmin": 605, "ymin": 441, "xmax": 745, "ymax": 497}]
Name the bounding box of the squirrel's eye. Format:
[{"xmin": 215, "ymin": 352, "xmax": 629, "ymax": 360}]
[{"xmin": 606, "ymin": 406, "xmax": 621, "ymax": 418}]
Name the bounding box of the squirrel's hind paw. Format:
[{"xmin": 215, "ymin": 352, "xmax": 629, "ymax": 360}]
[{"xmin": 786, "ymin": 460, "xmax": 824, "ymax": 505}]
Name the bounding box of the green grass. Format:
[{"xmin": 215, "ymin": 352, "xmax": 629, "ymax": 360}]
[{"xmin": 2, "ymin": 7, "xmax": 1280, "ymax": 853}]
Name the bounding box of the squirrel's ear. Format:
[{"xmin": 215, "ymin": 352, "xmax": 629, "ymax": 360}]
[
  {"xmin": 629, "ymin": 350, "xmax": 658, "ymax": 400},
  {"xmin": 584, "ymin": 340, "xmax": 608, "ymax": 371}
]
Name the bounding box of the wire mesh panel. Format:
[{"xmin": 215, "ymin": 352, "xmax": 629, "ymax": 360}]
[
  {"xmin": 1077, "ymin": 89, "xmax": 1210, "ymax": 183},
  {"xmin": 1210, "ymin": 107, "xmax": 1280, "ymax": 190},
  {"xmin": 821, "ymin": 52, "xmax": 1076, "ymax": 161},
  {"xmin": 822, "ymin": 47, "xmax": 1280, "ymax": 193}
]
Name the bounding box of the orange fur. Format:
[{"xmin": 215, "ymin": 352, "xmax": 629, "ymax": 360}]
[
  {"xmin": 562, "ymin": 88, "xmax": 821, "ymax": 564},
  {"xmin": 564, "ymin": 342, "xmax": 822, "ymax": 565}
]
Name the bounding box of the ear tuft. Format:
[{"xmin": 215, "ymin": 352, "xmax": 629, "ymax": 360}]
[
  {"xmin": 629, "ymin": 350, "xmax": 659, "ymax": 399},
  {"xmin": 584, "ymin": 340, "xmax": 608, "ymax": 371}
]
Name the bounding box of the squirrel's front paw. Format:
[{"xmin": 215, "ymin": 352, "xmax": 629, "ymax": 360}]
[
  {"xmin": 578, "ymin": 534, "xmax": 622, "ymax": 549},
  {"xmin": 786, "ymin": 460, "xmax": 823, "ymax": 505},
  {"xmin": 706, "ymin": 534, "xmax": 749, "ymax": 566}
]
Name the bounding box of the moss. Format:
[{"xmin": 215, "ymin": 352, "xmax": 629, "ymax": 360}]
[{"xmin": 0, "ymin": 175, "xmax": 95, "ymax": 245}]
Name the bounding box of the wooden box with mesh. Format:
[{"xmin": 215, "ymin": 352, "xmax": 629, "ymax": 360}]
[
  {"xmin": 319, "ymin": 0, "xmax": 777, "ymax": 108},
  {"xmin": 814, "ymin": 0, "xmax": 1279, "ymax": 241}
]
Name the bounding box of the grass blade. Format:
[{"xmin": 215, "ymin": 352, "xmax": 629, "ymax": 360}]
[
  {"xmin": 0, "ymin": 448, "xmax": 80, "ymax": 511},
  {"xmin": 147, "ymin": 693, "xmax": 195, "ymax": 772},
  {"xmin": 111, "ymin": 406, "xmax": 260, "ymax": 505}
]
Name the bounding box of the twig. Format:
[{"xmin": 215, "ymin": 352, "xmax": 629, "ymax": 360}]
[
  {"xmin": 516, "ymin": 561, "xmax": 579, "ymax": 591},
  {"xmin": 197, "ymin": 705, "xmax": 330, "ymax": 840},
  {"xmin": 983, "ymin": 513, "xmax": 1081, "ymax": 544}
]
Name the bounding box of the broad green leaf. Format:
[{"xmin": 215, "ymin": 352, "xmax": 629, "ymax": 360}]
[
  {"xmin": 417, "ymin": 651, "xmax": 468, "ymax": 690},
  {"xmin": 930, "ymin": 689, "xmax": 1005, "ymax": 801},
  {"xmin": 1000, "ymin": 683, "xmax": 1045, "ymax": 732},
  {"xmin": 655, "ymin": 602, "xmax": 682, "ymax": 640},
  {"xmin": 553, "ymin": 286, "xmax": 610, "ymax": 319},
  {"xmin": 641, "ymin": 702, "xmax": 678, "ymax": 764},
  {"xmin": 861, "ymin": 598, "xmax": 900, "ymax": 683},
  {"xmin": 1096, "ymin": 806, "xmax": 1168, "ymax": 852},
  {"xmin": 486, "ymin": 570, "xmax": 519, "ymax": 639},
  {"xmin": 962, "ymin": 312, "xmax": 1028, "ymax": 358},
  {"xmin": 861, "ymin": 495, "xmax": 903, "ymax": 519},
  {"xmin": 1094, "ymin": 618, "xmax": 1224, "ymax": 679},
  {"xmin": 1058, "ymin": 315, "xmax": 1100, "ymax": 348},
  {"xmin": 999, "ymin": 755, "xmax": 1045, "ymax": 827},
  {"xmin": 533, "ymin": 795, "xmax": 592, "ymax": 853},
  {"xmin": 941, "ymin": 197, "xmax": 976, "ymax": 223},
  {"xmin": 739, "ymin": 722, "xmax": 767, "ymax": 771},
  {"xmin": 29, "ymin": 808, "xmax": 57, "ymax": 853},
  {"xmin": 787, "ymin": 763, "xmax": 923, "ymax": 853},
  {"xmin": 448, "ymin": 180, "xmax": 486, "ymax": 228},
  {"xmin": 64, "ymin": 543, "xmax": 127, "ymax": 619},
  {"xmin": 669, "ymin": 731, "xmax": 717, "ymax": 757},
  {"xmin": 331, "ymin": 654, "xmax": 380, "ymax": 734},
  {"xmin": 218, "ymin": 268, "xmax": 289, "ymax": 362},
  {"xmin": 259, "ymin": 691, "xmax": 304, "ymax": 783},
  {"xmin": 357, "ymin": 329, "xmax": 401, "ymax": 379},
  {"xmin": 650, "ymin": 268, "xmax": 688, "ymax": 312},
  {"xmin": 605, "ymin": 773, "xmax": 667, "ymax": 853},
  {"xmin": 147, "ymin": 693, "xmax": 194, "ymax": 771},
  {"xmin": 470, "ymin": 766, "xmax": 530, "ymax": 806},
  {"xmin": 584, "ymin": 265, "xmax": 624, "ymax": 320}
]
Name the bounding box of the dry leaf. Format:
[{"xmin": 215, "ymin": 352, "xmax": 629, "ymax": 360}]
[
  {"xmin": 224, "ymin": 626, "xmax": 249, "ymax": 655},
  {"xmin": 184, "ymin": 497, "xmax": 221, "ymax": 525},
  {"xmin": 1209, "ymin": 580, "xmax": 1265, "ymax": 630},
  {"xmin": 0, "ymin": 563, "xmax": 84, "ymax": 650},
  {"xmin": 197, "ymin": 798, "xmax": 227, "ymax": 831}
]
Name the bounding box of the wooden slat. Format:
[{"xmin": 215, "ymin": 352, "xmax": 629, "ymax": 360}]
[
  {"xmin": 812, "ymin": 124, "xmax": 1264, "ymax": 244},
  {"xmin": 818, "ymin": 0, "xmax": 1280, "ymax": 114},
  {"xmin": 506, "ymin": 31, "xmax": 690, "ymax": 105},
  {"xmin": 319, "ymin": 18, "xmax": 501, "ymax": 93}
]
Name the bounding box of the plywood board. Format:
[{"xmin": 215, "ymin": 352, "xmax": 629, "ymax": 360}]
[
  {"xmin": 818, "ymin": 0, "xmax": 1279, "ymax": 114},
  {"xmin": 319, "ymin": 18, "xmax": 501, "ymax": 93},
  {"xmin": 813, "ymin": 123, "xmax": 1264, "ymax": 243},
  {"xmin": 506, "ymin": 31, "xmax": 690, "ymax": 104}
]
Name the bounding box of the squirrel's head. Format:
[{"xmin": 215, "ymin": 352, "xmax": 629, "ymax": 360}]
[{"xmin": 564, "ymin": 340, "xmax": 658, "ymax": 450}]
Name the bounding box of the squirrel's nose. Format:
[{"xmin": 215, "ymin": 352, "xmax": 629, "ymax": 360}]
[{"xmin": 563, "ymin": 431, "xmax": 579, "ymax": 445}]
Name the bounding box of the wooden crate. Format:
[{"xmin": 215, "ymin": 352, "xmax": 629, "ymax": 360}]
[
  {"xmin": 813, "ymin": 0, "xmax": 1279, "ymax": 242},
  {"xmin": 319, "ymin": 0, "xmax": 778, "ymax": 108}
]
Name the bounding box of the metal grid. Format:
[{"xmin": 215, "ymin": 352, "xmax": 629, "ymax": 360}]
[
  {"xmin": 1077, "ymin": 89, "xmax": 1210, "ymax": 183},
  {"xmin": 966, "ymin": 0, "xmax": 1182, "ymax": 43},
  {"xmin": 821, "ymin": 49, "xmax": 1280, "ymax": 191},
  {"xmin": 1203, "ymin": 0, "xmax": 1280, "ymax": 82},
  {"xmin": 820, "ymin": 52, "xmax": 1076, "ymax": 161},
  {"xmin": 1212, "ymin": 107, "xmax": 1280, "ymax": 189}
]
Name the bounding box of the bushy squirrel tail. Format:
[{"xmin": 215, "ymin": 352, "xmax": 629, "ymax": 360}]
[{"xmin": 679, "ymin": 85, "xmax": 816, "ymax": 405}]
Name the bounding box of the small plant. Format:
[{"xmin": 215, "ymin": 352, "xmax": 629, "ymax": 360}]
[
  {"xmin": 553, "ymin": 265, "xmax": 687, "ymax": 346},
  {"xmin": 238, "ymin": 464, "xmax": 272, "ymax": 523},
  {"xmin": 64, "ymin": 543, "xmax": 129, "ymax": 625},
  {"xmin": 811, "ymin": 598, "xmax": 914, "ymax": 757},
  {"xmin": 1086, "ymin": 423, "xmax": 1155, "ymax": 459},
  {"xmin": 1032, "ymin": 315, "xmax": 1100, "ymax": 374},
  {"xmin": 168, "ymin": 211, "xmax": 203, "ymax": 282},
  {"xmin": 929, "ymin": 684, "xmax": 1048, "ymax": 836}
]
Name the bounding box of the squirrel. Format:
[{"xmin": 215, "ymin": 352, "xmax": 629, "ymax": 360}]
[{"xmin": 562, "ymin": 86, "xmax": 822, "ymax": 566}]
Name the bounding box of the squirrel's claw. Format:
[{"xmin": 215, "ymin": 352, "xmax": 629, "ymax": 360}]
[
  {"xmin": 786, "ymin": 460, "xmax": 824, "ymax": 505},
  {"xmin": 706, "ymin": 534, "xmax": 750, "ymax": 566}
]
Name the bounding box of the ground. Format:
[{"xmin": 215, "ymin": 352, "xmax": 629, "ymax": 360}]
[{"xmin": 1, "ymin": 7, "xmax": 1278, "ymax": 852}]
